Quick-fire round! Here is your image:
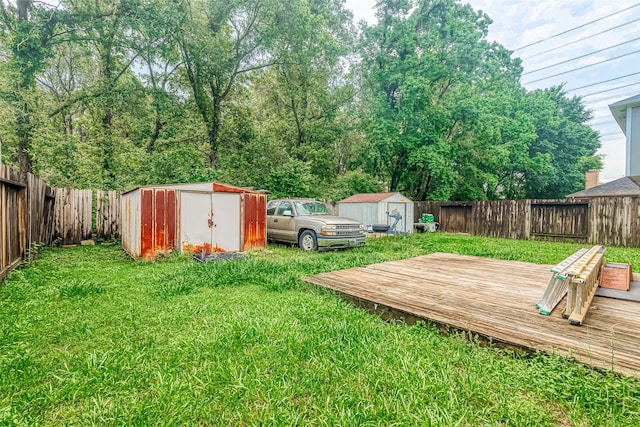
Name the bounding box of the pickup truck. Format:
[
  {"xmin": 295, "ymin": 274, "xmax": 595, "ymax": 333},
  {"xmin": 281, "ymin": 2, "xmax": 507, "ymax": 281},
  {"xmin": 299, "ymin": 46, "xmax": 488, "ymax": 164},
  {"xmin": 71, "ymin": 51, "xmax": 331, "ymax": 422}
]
[{"xmin": 266, "ymin": 199, "xmax": 366, "ymax": 251}]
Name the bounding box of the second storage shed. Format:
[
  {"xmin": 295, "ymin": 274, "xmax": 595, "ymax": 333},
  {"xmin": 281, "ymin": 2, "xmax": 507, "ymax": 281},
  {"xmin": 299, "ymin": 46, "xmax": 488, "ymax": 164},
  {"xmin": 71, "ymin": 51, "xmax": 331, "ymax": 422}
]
[
  {"xmin": 338, "ymin": 192, "xmax": 414, "ymax": 233},
  {"xmin": 121, "ymin": 182, "xmax": 266, "ymax": 259}
]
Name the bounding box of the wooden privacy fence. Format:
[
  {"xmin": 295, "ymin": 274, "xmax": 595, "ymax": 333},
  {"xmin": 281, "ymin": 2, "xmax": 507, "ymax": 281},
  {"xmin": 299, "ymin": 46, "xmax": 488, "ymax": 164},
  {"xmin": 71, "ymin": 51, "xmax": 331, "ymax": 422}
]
[
  {"xmin": 415, "ymin": 197, "xmax": 640, "ymax": 247},
  {"xmin": 1, "ymin": 164, "xmax": 121, "ymax": 280},
  {"xmin": 1, "ymin": 165, "xmax": 28, "ymax": 280},
  {"xmin": 96, "ymin": 190, "xmax": 121, "ymax": 239},
  {"xmin": 1, "ymin": 165, "xmax": 57, "ymax": 280},
  {"xmin": 49, "ymin": 188, "xmax": 122, "ymax": 244}
]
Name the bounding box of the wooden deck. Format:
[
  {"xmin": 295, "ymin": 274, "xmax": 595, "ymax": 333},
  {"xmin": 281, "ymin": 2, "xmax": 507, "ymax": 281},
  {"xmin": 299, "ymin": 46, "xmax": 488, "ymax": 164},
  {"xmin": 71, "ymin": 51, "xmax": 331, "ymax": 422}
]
[{"xmin": 305, "ymin": 253, "xmax": 640, "ymax": 378}]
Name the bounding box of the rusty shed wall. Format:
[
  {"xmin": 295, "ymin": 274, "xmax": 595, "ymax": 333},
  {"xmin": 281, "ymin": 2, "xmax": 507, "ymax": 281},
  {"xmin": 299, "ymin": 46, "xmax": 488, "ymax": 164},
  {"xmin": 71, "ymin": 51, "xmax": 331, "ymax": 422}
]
[
  {"xmin": 121, "ymin": 183, "xmax": 266, "ymax": 258},
  {"xmin": 140, "ymin": 188, "xmax": 177, "ymax": 259},
  {"xmin": 242, "ymin": 192, "xmax": 267, "ymax": 250},
  {"xmin": 121, "ymin": 188, "xmax": 177, "ymax": 259}
]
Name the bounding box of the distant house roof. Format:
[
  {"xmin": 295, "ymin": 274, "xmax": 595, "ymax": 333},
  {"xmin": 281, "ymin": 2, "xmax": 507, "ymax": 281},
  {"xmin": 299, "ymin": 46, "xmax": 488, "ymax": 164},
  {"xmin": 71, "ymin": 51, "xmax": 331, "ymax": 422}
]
[
  {"xmin": 339, "ymin": 192, "xmax": 403, "ymax": 203},
  {"xmin": 609, "ymin": 94, "xmax": 640, "ymax": 134},
  {"xmin": 567, "ymin": 176, "xmax": 640, "ymax": 198}
]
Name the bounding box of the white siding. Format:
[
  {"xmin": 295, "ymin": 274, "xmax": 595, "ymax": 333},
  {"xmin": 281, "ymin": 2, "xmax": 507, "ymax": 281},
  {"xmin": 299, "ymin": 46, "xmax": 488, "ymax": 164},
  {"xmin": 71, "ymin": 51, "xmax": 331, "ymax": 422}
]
[
  {"xmin": 630, "ymin": 106, "xmax": 640, "ymax": 176},
  {"xmin": 120, "ymin": 189, "xmax": 142, "ymax": 258},
  {"xmin": 339, "ymin": 202, "xmax": 378, "ymax": 225}
]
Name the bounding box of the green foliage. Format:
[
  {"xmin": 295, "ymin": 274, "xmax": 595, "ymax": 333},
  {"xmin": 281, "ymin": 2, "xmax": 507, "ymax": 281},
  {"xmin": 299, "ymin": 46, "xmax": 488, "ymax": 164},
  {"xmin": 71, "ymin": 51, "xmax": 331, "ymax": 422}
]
[
  {"xmin": 147, "ymin": 143, "xmax": 215, "ymax": 185},
  {"xmin": 265, "ymin": 158, "xmax": 317, "ymax": 198},
  {"xmin": 1, "ymin": 239, "xmax": 639, "ymax": 425},
  {"xmin": 330, "ymin": 170, "xmax": 383, "ymax": 201},
  {"xmin": 0, "ymin": 0, "xmax": 601, "ymax": 201},
  {"xmin": 523, "ymin": 87, "xmax": 602, "ymax": 199}
]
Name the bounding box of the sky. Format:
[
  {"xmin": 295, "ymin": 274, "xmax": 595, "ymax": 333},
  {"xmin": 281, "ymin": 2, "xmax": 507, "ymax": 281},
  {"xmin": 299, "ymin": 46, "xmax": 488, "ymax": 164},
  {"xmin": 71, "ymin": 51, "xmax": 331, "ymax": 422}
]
[{"xmin": 344, "ymin": 0, "xmax": 640, "ymax": 182}]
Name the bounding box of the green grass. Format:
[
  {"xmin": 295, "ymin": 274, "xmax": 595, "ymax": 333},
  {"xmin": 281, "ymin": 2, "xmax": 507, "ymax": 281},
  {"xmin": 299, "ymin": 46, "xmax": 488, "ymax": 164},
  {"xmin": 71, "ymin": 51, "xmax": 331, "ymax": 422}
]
[{"xmin": 1, "ymin": 233, "xmax": 639, "ymax": 425}]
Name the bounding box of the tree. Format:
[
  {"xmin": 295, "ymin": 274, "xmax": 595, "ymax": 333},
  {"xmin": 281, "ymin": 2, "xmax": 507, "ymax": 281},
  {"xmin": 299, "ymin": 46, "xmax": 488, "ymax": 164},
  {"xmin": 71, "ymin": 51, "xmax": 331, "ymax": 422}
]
[
  {"xmin": 359, "ymin": 0, "xmax": 522, "ymax": 200},
  {"xmin": 176, "ymin": 0, "xmax": 283, "ymax": 169},
  {"xmin": 0, "ymin": 0, "xmax": 63, "ymax": 174},
  {"xmin": 523, "ymin": 87, "xmax": 601, "ymax": 199}
]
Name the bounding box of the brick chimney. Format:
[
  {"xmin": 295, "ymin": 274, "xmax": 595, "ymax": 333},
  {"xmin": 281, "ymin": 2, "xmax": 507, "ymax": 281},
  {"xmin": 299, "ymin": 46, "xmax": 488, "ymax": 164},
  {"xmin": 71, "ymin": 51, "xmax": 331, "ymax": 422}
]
[{"xmin": 585, "ymin": 169, "xmax": 599, "ymax": 189}]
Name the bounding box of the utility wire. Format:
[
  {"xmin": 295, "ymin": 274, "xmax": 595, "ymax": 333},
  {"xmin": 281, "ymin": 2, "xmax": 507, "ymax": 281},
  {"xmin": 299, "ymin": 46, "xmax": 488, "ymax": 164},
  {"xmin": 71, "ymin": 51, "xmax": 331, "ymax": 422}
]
[
  {"xmin": 582, "ymin": 81, "xmax": 640, "ymax": 98},
  {"xmin": 587, "ymin": 94, "xmax": 633, "ymax": 105},
  {"xmin": 514, "ymin": 3, "xmax": 640, "ymax": 51},
  {"xmin": 580, "ymin": 82, "xmax": 640, "ymax": 98},
  {"xmin": 523, "ymin": 36, "xmax": 640, "ymax": 75},
  {"xmin": 523, "ymin": 17, "xmax": 640, "ymax": 60},
  {"xmin": 566, "ymin": 71, "xmax": 640, "ymax": 91},
  {"xmin": 522, "ymin": 48, "xmax": 640, "ymax": 85}
]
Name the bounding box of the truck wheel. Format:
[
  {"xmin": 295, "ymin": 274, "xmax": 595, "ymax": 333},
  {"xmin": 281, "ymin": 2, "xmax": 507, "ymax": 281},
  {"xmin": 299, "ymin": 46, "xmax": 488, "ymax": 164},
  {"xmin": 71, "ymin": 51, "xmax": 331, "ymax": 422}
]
[{"xmin": 298, "ymin": 230, "xmax": 318, "ymax": 252}]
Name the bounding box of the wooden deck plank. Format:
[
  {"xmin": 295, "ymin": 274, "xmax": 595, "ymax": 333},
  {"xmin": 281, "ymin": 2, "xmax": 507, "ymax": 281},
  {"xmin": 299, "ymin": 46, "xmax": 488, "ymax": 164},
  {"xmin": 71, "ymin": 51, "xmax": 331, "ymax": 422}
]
[{"xmin": 305, "ymin": 253, "xmax": 640, "ymax": 377}]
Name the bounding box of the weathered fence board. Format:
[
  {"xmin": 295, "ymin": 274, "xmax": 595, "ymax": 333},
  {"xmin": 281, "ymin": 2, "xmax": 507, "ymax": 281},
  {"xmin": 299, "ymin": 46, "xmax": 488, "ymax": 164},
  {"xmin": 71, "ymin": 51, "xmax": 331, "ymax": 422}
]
[
  {"xmin": 26, "ymin": 173, "xmax": 56, "ymax": 247},
  {"xmin": 96, "ymin": 190, "xmax": 121, "ymax": 239},
  {"xmin": 54, "ymin": 188, "xmax": 93, "ymax": 245},
  {"xmin": 2, "ymin": 165, "xmax": 124, "ymax": 281},
  {"xmin": 589, "ymin": 196, "xmax": 640, "ymax": 247},
  {"xmin": 415, "ymin": 197, "xmax": 640, "ymax": 247},
  {"xmin": 530, "ymin": 199, "xmax": 589, "ymax": 241},
  {"xmin": 473, "ymin": 200, "xmax": 531, "ymax": 240},
  {"xmin": 440, "ymin": 204, "xmax": 473, "ymax": 234},
  {"xmin": 1, "ymin": 165, "xmax": 27, "ymax": 280}
]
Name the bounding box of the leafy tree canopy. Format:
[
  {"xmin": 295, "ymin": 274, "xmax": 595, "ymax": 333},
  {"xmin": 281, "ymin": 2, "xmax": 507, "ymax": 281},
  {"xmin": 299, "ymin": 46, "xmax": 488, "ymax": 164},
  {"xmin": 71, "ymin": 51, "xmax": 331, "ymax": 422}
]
[{"xmin": 0, "ymin": 0, "xmax": 601, "ymax": 201}]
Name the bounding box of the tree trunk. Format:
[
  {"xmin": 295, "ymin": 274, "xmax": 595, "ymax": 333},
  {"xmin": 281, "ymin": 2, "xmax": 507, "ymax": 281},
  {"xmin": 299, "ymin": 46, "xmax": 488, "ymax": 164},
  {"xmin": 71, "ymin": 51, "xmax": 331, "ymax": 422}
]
[
  {"xmin": 208, "ymin": 99, "xmax": 221, "ymax": 169},
  {"xmin": 147, "ymin": 116, "xmax": 164, "ymax": 153},
  {"xmin": 390, "ymin": 153, "xmax": 406, "ymax": 191},
  {"xmin": 18, "ymin": 112, "xmax": 32, "ymax": 177}
]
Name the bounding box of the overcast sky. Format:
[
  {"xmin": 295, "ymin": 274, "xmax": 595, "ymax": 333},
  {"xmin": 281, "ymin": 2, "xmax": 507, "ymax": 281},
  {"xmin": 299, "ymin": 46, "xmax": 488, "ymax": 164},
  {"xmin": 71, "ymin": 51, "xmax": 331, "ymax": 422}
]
[{"xmin": 344, "ymin": 0, "xmax": 640, "ymax": 182}]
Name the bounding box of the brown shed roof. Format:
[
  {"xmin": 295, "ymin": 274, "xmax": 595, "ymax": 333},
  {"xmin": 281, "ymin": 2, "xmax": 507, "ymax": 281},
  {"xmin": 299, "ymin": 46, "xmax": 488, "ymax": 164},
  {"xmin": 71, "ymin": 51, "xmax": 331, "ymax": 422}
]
[
  {"xmin": 566, "ymin": 176, "xmax": 640, "ymax": 198},
  {"xmin": 339, "ymin": 192, "xmax": 400, "ymax": 203}
]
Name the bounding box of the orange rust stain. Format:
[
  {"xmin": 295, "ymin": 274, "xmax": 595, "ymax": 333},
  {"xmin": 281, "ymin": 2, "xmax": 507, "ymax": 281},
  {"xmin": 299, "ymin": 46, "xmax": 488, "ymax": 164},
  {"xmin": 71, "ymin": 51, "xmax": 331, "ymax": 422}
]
[
  {"xmin": 141, "ymin": 189, "xmax": 153, "ymax": 257},
  {"xmin": 167, "ymin": 190, "xmax": 176, "ymax": 248},
  {"xmin": 242, "ymin": 192, "xmax": 267, "ymax": 251},
  {"xmin": 182, "ymin": 242, "xmax": 229, "ymax": 254},
  {"xmin": 212, "ymin": 182, "xmax": 246, "ymax": 193},
  {"xmin": 155, "ymin": 190, "xmax": 166, "ymax": 249}
]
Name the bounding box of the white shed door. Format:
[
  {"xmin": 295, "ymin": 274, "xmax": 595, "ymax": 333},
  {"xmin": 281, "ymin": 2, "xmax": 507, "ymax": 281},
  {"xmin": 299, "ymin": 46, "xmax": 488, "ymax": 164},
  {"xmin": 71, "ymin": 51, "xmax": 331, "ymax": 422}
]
[
  {"xmin": 211, "ymin": 193, "xmax": 241, "ymax": 251},
  {"xmin": 179, "ymin": 192, "xmax": 241, "ymax": 253}
]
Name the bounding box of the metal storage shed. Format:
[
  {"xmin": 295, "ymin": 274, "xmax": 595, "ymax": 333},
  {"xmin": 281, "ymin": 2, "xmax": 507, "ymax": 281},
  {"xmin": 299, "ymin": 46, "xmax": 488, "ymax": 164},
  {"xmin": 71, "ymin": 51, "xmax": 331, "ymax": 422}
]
[
  {"xmin": 121, "ymin": 182, "xmax": 266, "ymax": 259},
  {"xmin": 338, "ymin": 192, "xmax": 414, "ymax": 233}
]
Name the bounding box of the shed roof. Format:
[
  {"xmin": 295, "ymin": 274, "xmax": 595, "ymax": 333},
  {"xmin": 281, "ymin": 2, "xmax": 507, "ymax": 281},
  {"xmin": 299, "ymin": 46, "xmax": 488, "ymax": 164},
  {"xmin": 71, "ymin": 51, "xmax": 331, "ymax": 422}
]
[
  {"xmin": 566, "ymin": 176, "xmax": 640, "ymax": 198},
  {"xmin": 122, "ymin": 181, "xmax": 256, "ymax": 195},
  {"xmin": 339, "ymin": 192, "xmax": 406, "ymax": 203},
  {"xmin": 609, "ymin": 93, "xmax": 640, "ymax": 134}
]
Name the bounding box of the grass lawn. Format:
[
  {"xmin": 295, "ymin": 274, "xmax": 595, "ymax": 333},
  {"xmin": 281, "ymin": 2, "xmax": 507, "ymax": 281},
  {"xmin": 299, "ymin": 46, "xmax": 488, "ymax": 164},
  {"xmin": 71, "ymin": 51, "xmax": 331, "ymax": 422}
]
[{"xmin": 1, "ymin": 233, "xmax": 639, "ymax": 425}]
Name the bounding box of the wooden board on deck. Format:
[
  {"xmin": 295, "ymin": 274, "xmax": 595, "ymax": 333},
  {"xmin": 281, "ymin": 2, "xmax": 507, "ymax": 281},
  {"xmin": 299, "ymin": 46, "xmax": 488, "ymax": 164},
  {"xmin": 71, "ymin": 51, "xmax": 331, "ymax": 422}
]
[{"xmin": 304, "ymin": 252, "xmax": 640, "ymax": 378}]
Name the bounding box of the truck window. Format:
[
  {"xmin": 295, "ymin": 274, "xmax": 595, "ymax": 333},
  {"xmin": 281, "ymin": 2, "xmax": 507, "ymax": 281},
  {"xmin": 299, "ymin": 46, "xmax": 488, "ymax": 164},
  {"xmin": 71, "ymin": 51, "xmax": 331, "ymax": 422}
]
[
  {"xmin": 277, "ymin": 201, "xmax": 293, "ymax": 216},
  {"xmin": 266, "ymin": 200, "xmax": 278, "ymax": 216}
]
